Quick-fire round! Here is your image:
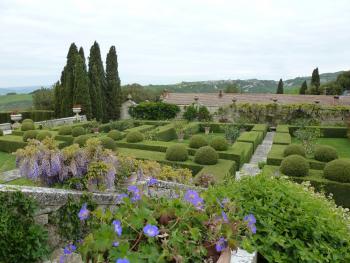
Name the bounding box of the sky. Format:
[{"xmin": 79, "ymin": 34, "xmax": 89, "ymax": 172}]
[{"xmin": 0, "ymin": 0, "xmax": 349, "ymax": 88}]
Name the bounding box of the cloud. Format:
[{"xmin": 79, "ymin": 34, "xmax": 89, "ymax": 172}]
[{"xmin": 0, "ymin": 0, "xmax": 349, "ymax": 87}]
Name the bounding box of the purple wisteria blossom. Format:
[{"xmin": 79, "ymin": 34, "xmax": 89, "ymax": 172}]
[
  {"xmin": 113, "ymin": 241, "xmax": 119, "ymax": 247},
  {"xmin": 113, "ymin": 220, "xmax": 122, "ymax": 236},
  {"xmin": 116, "ymin": 259, "xmax": 129, "ymax": 263},
  {"xmin": 147, "ymin": 178, "xmax": 158, "ymax": 186},
  {"xmin": 184, "ymin": 190, "xmax": 204, "ymax": 209},
  {"xmin": 244, "ymin": 214, "xmax": 257, "ymax": 234},
  {"xmin": 221, "ymin": 211, "xmax": 229, "ymax": 223},
  {"xmin": 143, "ymin": 224, "xmax": 159, "ymax": 237},
  {"xmin": 215, "ymin": 237, "xmax": 228, "ymax": 252},
  {"xmin": 78, "ymin": 203, "xmax": 90, "ymax": 221}
]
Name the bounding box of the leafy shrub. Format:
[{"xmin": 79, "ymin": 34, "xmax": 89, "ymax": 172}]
[
  {"xmin": 23, "ymin": 130, "xmax": 38, "ymax": 142},
  {"xmin": 324, "ymin": 159, "xmax": 350, "ymax": 183},
  {"xmin": 58, "ymin": 126, "xmax": 72, "ymax": 135},
  {"xmin": 36, "ymin": 131, "xmax": 52, "ymax": 141},
  {"xmin": 98, "ymin": 123, "xmax": 111, "ymax": 133},
  {"xmin": 314, "ymin": 145, "xmax": 338, "ymax": 162},
  {"xmin": 0, "ymin": 192, "xmax": 48, "ymax": 262},
  {"xmin": 294, "ymin": 127, "xmax": 320, "ymax": 154},
  {"xmin": 21, "ymin": 121, "xmax": 35, "ymax": 131},
  {"xmin": 183, "ymin": 104, "xmax": 198, "ymax": 121},
  {"xmin": 189, "ymin": 135, "xmax": 208, "ymax": 148},
  {"xmin": 224, "ymin": 124, "xmax": 240, "ymax": 143},
  {"xmin": 210, "ymin": 136, "xmax": 228, "ymax": 151},
  {"xmin": 129, "ymin": 101, "xmax": 180, "ymax": 120},
  {"xmin": 194, "ymin": 146, "xmax": 218, "ymax": 165},
  {"xmin": 110, "ymin": 120, "xmax": 134, "ymax": 131},
  {"xmin": 198, "ymin": 105, "xmax": 212, "ymax": 122},
  {"xmin": 0, "ymin": 129, "xmax": 3, "ymax": 136},
  {"xmin": 22, "ymin": 118, "xmax": 34, "ymax": 124},
  {"xmin": 99, "ymin": 136, "xmax": 117, "ymax": 150},
  {"xmin": 280, "ymin": 154, "xmax": 309, "ymax": 177},
  {"xmin": 126, "ymin": 131, "xmax": 144, "ymax": 143},
  {"xmin": 165, "ymin": 144, "xmax": 188, "ymax": 162},
  {"xmin": 73, "ymin": 134, "xmax": 91, "ymax": 147},
  {"xmin": 195, "ymin": 173, "xmax": 216, "ymax": 187},
  {"xmin": 283, "ymin": 144, "xmax": 306, "ymax": 157},
  {"xmin": 107, "ymin": 130, "xmax": 123, "ymax": 141},
  {"xmin": 72, "ymin": 126, "xmax": 86, "ymax": 137}
]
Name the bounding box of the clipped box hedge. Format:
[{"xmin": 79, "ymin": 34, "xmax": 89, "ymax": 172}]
[
  {"xmin": 124, "ymin": 125, "xmax": 155, "ymax": 134},
  {"xmin": 237, "ymin": 131, "xmax": 264, "ymax": 150},
  {"xmin": 252, "ymin": 124, "xmax": 268, "ymax": 137},
  {"xmin": 230, "ymin": 142, "xmax": 254, "ymax": 168},
  {"xmin": 267, "ymin": 144, "xmax": 286, "ymax": 165},
  {"xmin": 54, "ymin": 135, "xmax": 74, "ymax": 144},
  {"xmin": 0, "ymin": 136, "xmax": 28, "ymax": 153},
  {"xmin": 198, "ymin": 122, "xmax": 254, "ymax": 133},
  {"xmin": 273, "ymin": 133, "xmax": 291, "ymax": 145},
  {"xmin": 0, "ymin": 110, "xmax": 55, "ymax": 123},
  {"xmin": 289, "ymin": 125, "xmax": 348, "ymax": 138},
  {"xmin": 154, "ymin": 124, "xmax": 177, "ymax": 141},
  {"xmin": 276, "ymin": 125, "xmax": 290, "ymax": 133},
  {"xmin": 133, "ymin": 120, "xmax": 169, "ymax": 126}
]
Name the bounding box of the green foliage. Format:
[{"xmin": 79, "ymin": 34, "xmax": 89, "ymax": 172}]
[
  {"xmin": 36, "ymin": 131, "xmax": 52, "ymax": 141},
  {"xmin": 21, "ymin": 121, "xmax": 35, "ymax": 131},
  {"xmin": 165, "ymin": 144, "xmax": 188, "ymax": 161},
  {"xmin": 129, "ymin": 102, "xmax": 180, "ymax": 120},
  {"xmin": 194, "ymin": 173, "xmax": 217, "ymax": 187},
  {"xmin": 0, "ymin": 192, "xmax": 48, "ymax": 262},
  {"xmin": 224, "ymin": 83, "xmax": 239, "ymax": 93},
  {"xmin": 72, "ymin": 126, "xmax": 86, "ymax": 137},
  {"xmin": 58, "ymin": 125, "xmax": 72, "ymax": 135},
  {"xmin": 210, "ymin": 136, "xmax": 228, "ymax": 151},
  {"xmin": 32, "ymin": 87, "xmax": 54, "ymax": 110},
  {"xmin": 0, "ymin": 129, "xmax": 3, "ymax": 136},
  {"xmin": 194, "ymin": 146, "xmax": 218, "ymax": 165},
  {"xmin": 122, "ymin": 83, "xmax": 160, "ymax": 103},
  {"xmin": 23, "ymin": 130, "xmax": 39, "ymax": 142},
  {"xmin": 276, "ymin": 78, "xmax": 284, "ymax": 94},
  {"xmin": 299, "ymin": 80, "xmax": 307, "ymax": 94},
  {"xmin": 280, "ymin": 154, "xmax": 309, "ymax": 177},
  {"xmin": 310, "ymin": 67, "xmax": 321, "ymax": 94},
  {"xmin": 294, "ymin": 127, "xmax": 321, "ymax": 154},
  {"xmin": 74, "ymin": 134, "xmax": 92, "ymax": 147},
  {"xmin": 153, "ymin": 124, "xmax": 177, "ymax": 141},
  {"xmin": 189, "ymin": 135, "xmax": 208, "ymax": 149},
  {"xmin": 183, "ymin": 104, "xmax": 198, "ymax": 121},
  {"xmin": 110, "ymin": 120, "xmax": 134, "ymax": 131},
  {"xmin": 107, "ymin": 130, "xmax": 124, "ymax": 141},
  {"xmin": 126, "ymin": 131, "xmax": 144, "ymax": 143},
  {"xmin": 224, "ymin": 124, "xmax": 240, "ymax": 143},
  {"xmin": 324, "ymin": 159, "xmax": 350, "ymax": 183},
  {"xmin": 197, "ymin": 105, "xmax": 212, "ymax": 122},
  {"xmin": 273, "ymin": 133, "xmax": 292, "ymax": 145},
  {"xmin": 99, "ymin": 136, "xmax": 117, "ymax": 150},
  {"xmin": 22, "ymin": 118, "xmax": 34, "ymax": 124},
  {"xmin": 283, "ymin": 144, "xmax": 306, "ymax": 157},
  {"xmin": 314, "ymin": 145, "xmax": 338, "ymax": 162}
]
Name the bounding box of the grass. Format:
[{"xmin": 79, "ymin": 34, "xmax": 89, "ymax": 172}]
[
  {"xmin": 0, "ymin": 93, "xmax": 33, "ymax": 111},
  {"xmin": 0, "ymin": 151, "xmax": 16, "ymax": 173}
]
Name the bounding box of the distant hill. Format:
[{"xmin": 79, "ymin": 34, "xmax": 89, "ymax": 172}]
[
  {"xmin": 0, "ymin": 85, "xmax": 43, "ymax": 95},
  {"xmin": 0, "ymin": 93, "xmax": 33, "ymax": 111}
]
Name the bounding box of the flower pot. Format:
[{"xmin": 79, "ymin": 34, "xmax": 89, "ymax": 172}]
[
  {"xmin": 204, "ymin": 126, "xmax": 210, "ymax": 135},
  {"xmin": 10, "ymin": 113, "xmax": 22, "ymax": 122}
]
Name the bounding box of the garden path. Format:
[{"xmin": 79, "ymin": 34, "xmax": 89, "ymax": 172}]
[
  {"xmin": 0, "ymin": 169, "xmax": 21, "ymax": 183},
  {"xmin": 235, "ymin": 131, "xmax": 275, "ymax": 180}
]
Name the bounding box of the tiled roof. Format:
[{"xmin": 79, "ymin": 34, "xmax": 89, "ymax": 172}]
[{"xmin": 163, "ymin": 93, "xmax": 350, "ymax": 107}]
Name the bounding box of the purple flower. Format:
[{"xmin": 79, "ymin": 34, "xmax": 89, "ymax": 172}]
[
  {"xmin": 63, "ymin": 244, "xmax": 76, "ymax": 255},
  {"xmin": 127, "ymin": 185, "xmax": 139, "ymax": 193},
  {"xmin": 143, "ymin": 224, "xmax": 159, "ymax": 237},
  {"xmin": 215, "ymin": 237, "xmax": 228, "ymax": 252},
  {"xmin": 137, "ymin": 169, "xmax": 144, "ymax": 180},
  {"xmin": 50, "ymin": 153, "xmax": 61, "ymax": 175},
  {"xmin": 116, "ymin": 193, "xmax": 128, "ymax": 203},
  {"xmin": 250, "ymin": 224, "xmax": 257, "ymax": 234},
  {"xmin": 131, "ymin": 192, "xmax": 141, "ymax": 202},
  {"xmin": 78, "ymin": 203, "xmax": 89, "ymax": 221},
  {"xmin": 113, "ymin": 220, "xmax": 122, "ymax": 236},
  {"xmin": 148, "ymin": 178, "xmax": 158, "ymax": 186},
  {"xmin": 221, "ymin": 211, "xmax": 229, "ymax": 223},
  {"xmin": 106, "ymin": 168, "xmax": 116, "ymax": 189},
  {"xmin": 112, "ymin": 241, "xmax": 119, "ymax": 247},
  {"xmin": 59, "ymin": 255, "xmax": 65, "ymax": 263},
  {"xmin": 185, "ymin": 190, "xmax": 204, "ymax": 209},
  {"xmin": 244, "ymin": 214, "xmax": 256, "ymax": 226},
  {"xmin": 28, "ymin": 161, "xmax": 39, "ymax": 179},
  {"xmin": 116, "ymin": 259, "xmax": 129, "ymax": 263}
]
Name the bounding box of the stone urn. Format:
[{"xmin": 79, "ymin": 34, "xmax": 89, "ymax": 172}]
[
  {"xmin": 10, "ymin": 113, "xmax": 22, "ymax": 129},
  {"xmin": 72, "ymin": 105, "xmax": 82, "ymax": 121},
  {"xmin": 177, "ymin": 131, "xmax": 185, "ymax": 141},
  {"xmin": 204, "ymin": 126, "xmax": 211, "ymax": 135}
]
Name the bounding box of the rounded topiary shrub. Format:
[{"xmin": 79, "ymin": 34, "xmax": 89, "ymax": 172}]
[
  {"xmin": 99, "ymin": 137, "xmax": 117, "ymax": 150},
  {"xmin": 210, "ymin": 136, "xmax": 228, "ymax": 151},
  {"xmin": 58, "ymin": 126, "xmax": 72, "ymax": 135},
  {"xmin": 22, "ymin": 118, "xmax": 34, "ymax": 124},
  {"xmin": 324, "ymin": 159, "xmax": 350, "ymax": 183},
  {"xmin": 36, "ymin": 131, "xmax": 52, "ymax": 141},
  {"xmin": 165, "ymin": 144, "xmax": 188, "ymax": 162},
  {"xmin": 107, "ymin": 130, "xmax": 123, "ymax": 141},
  {"xmin": 194, "ymin": 146, "xmax": 218, "ymax": 165},
  {"xmin": 73, "ymin": 134, "xmax": 91, "ymax": 147},
  {"xmin": 23, "ymin": 130, "xmax": 39, "ymax": 142},
  {"xmin": 314, "ymin": 145, "xmax": 338, "ymax": 162},
  {"xmin": 72, "ymin": 127, "xmax": 86, "ymax": 137},
  {"xmin": 280, "ymin": 154, "xmax": 309, "ymax": 177},
  {"xmin": 126, "ymin": 131, "xmax": 144, "ymax": 143},
  {"xmin": 283, "ymin": 144, "xmax": 306, "ymax": 157},
  {"xmin": 189, "ymin": 135, "xmax": 208, "ymax": 149},
  {"xmin": 21, "ymin": 121, "xmax": 35, "ymax": 131}
]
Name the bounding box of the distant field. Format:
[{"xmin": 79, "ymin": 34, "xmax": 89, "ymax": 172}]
[{"xmin": 0, "ymin": 94, "xmax": 33, "ymax": 111}]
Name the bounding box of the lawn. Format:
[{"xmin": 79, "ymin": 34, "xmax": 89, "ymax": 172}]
[
  {"xmin": 0, "ymin": 93, "xmax": 33, "ymax": 111},
  {"xmin": 0, "ymin": 151, "xmax": 16, "ymax": 173}
]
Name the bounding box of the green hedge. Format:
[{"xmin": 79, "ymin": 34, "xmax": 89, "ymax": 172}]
[
  {"xmin": 198, "ymin": 122, "xmax": 254, "ymax": 133},
  {"xmin": 276, "ymin": 125, "xmax": 290, "ymax": 133},
  {"xmin": 133, "ymin": 120, "xmax": 169, "ymax": 126},
  {"xmin": 289, "ymin": 125, "xmax": 348, "ymax": 138},
  {"xmin": 231, "ymin": 142, "xmax": 254, "ymax": 168},
  {"xmin": 11, "ymin": 130, "xmax": 24, "ymax": 136},
  {"xmin": 252, "ymin": 124, "xmax": 268, "ymax": 136},
  {"xmin": 0, "ymin": 111, "xmax": 55, "ymax": 123},
  {"xmin": 129, "ymin": 101, "xmax": 180, "ymax": 120},
  {"xmin": 0, "ymin": 139, "xmax": 27, "ymax": 153},
  {"xmin": 273, "ymin": 133, "xmax": 291, "ymax": 145},
  {"xmin": 54, "ymin": 135, "xmax": 74, "ymax": 144},
  {"xmin": 237, "ymin": 131, "xmax": 264, "ymax": 150},
  {"xmin": 124, "ymin": 125, "xmax": 155, "ymax": 134},
  {"xmin": 154, "ymin": 124, "xmax": 177, "ymax": 141}
]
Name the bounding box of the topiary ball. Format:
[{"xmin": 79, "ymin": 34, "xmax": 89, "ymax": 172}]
[
  {"xmin": 126, "ymin": 131, "xmax": 144, "ymax": 143},
  {"xmin": 72, "ymin": 127, "xmax": 86, "ymax": 137},
  {"xmin": 36, "ymin": 131, "xmax": 52, "ymax": 141},
  {"xmin": 314, "ymin": 145, "xmax": 338, "ymax": 162},
  {"xmin": 283, "ymin": 144, "xmax": 306, "ymax": 157},
  {"xmin": 324, "ymin": 159, "xmax": 350, "ymax": 183},
  {"xmin": 58, "ymin": 126, "xmax": 72, "ymax": 135},
  {"xmin": 194, "ymin": 146, "xmax": 218, "ymax": 165},
  {"xmin": 189, "ymin": 135, "xmax": 208, "ymax": 149},
  {"xmin": 210, "ymin": 137, "xmax": 228, "ymax": 151},
  {"xmin": 99, "ymin": 136, "xmax": 117, "ymax": 150},
  {"xmin": 165, "ymin": 144, "xmax": 188, "ymax": 162},
  {"xmin": 280, "ymin": 154, "xmax": 309, "ymax": 177},
  {"xmin": 73, "ymin": 134, "xmax": 91, "ymax": 147},
  {"xmin": 107, "ymin": 130, "xmax": 123, "ymax": 141},
  {"xmin": 21, "ymin": 121, "xmax": 35, "ymax": 131},
  {"xmin": 23, "ymin": 130, "xmax": 39, "ymax": 142},
  {"xmin": 22, "ymin": 118, "xmax": 34, "ymax": 124}
]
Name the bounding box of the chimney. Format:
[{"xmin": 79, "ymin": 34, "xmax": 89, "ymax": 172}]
[{"xmin": 194, "ymin": 96, "xmax": 199, "ymax": 102}]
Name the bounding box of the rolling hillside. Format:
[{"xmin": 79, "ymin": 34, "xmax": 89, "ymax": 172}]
[{"xmin": 0, "ymin": 94, "xmax": 33, "ymax": 111}]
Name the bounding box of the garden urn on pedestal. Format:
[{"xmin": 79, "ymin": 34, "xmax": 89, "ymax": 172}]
[
  {"xmin": 10, "ymin": 112, "xmax": 22, "ymax": 129},
  {"xmin": 72, "ymin": 105, "xmax": 82, "ymax": 122}
]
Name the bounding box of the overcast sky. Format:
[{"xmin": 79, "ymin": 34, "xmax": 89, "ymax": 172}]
[{"xmin": 0, "ymin": 0, "xmax": 349, "ymax": 88}]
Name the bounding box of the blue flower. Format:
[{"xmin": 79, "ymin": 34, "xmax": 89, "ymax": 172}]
[
  {"xmin": 215, "ymin": 237, "xmax": 227, "ymax": 252},
  {"xmin": 143, "ymin": 224, "xmax": 159, "ymax": 237},
  {"xmin": 63, "ymin": 244, "xmax": 76, "ymax": 255},
  {"xmin": 148, "ymin": 178, "xmax": 158, "ymax": 186},
  {"xmin": 244, "ymin": 214, "xmax": 257, "ymax": 234},
  {"xmin": 221, "ymin": 211, "xmax": 229, "ymax": 223},
  {"xmin": 116, "ymin": 193, "xmax": 128, "ymax": 203},
  {"xmin": 184, "ymin": 190, "xmax": 204, "ymax": 209},
  {"xmin": 116, "ymin": 259, "xmax": 129, "ymax": 263},
  {"xmin": 78, "ymin": 203, "xmax": 89, "ymax": 221},
  {"xmin": 127, "ymin": 185, "xmax": 139, "ymax": 194},
  {"xmin": 113, "ymin": 220, "xmax": 122, "ymax": 236},
  {"xmin": 112, "ymin": 241, "xmax": 119, "ymax": 247},
  {"xmin": 250, "ymin": 224, "xmax": 257, "ymax": 234}
]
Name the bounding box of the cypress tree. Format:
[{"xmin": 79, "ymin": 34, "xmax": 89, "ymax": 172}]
[
  {"xmin": 105, "ymin": 46, "xmax": 122, "ymax": 121},
  {"xmin": 73, "ymin": 54, "xmax": 92, "ymax": 119},
  {"xmin": 78, "ymin": 47, "xmax": 87, "ymax": 71},
  {"xmin": 88, "ymin": 41, "xmax": 105, "ymax": 121},
  {"xmin": 53, "ymin": 81, "xmax": 62, "ymax": 117},
  {"xmin": 299, "ymin": 80, "xmax": 307, "ymax": 95},
  {"xmin": 276, "ymin": 79, "xmax": 284, "ymax": 94},
  {"xmin": 311, "ymin": 67, "xmax": 321, "ymax": 94}
]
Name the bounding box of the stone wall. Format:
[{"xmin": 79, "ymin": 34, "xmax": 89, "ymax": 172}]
[{"xmin": 35, "ymin": 115, "xmax": 87, "ymax": 128}]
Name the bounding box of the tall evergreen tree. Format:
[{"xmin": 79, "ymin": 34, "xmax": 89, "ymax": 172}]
[
  {"xmin": 276, "ymin": 79, "xmax": 284, "ymax": 94},
  {"xmin": 53, "ymin": 81, "xmax": 62, "ymax": 117},
  {"xmin": 78, "ymin": 47, "xmax": 87, "ymax": 71},
  {"xmin": 88, "ymin": 41, "xmax": 105, "ymax": 121},
  {"xmin": 310, "ymin": 67, "xmax": 321, "ymax": 94},
  {"xmin": 73, "ymin": 54, "xmax": 92, "ymax": 119},
  {"xmin": 299, "ymin": 80, "xmax": 307, "ymax": 95},
  {"xmin": 105, "ymin": 46, "xmax": 122, "ymax": 121}
]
